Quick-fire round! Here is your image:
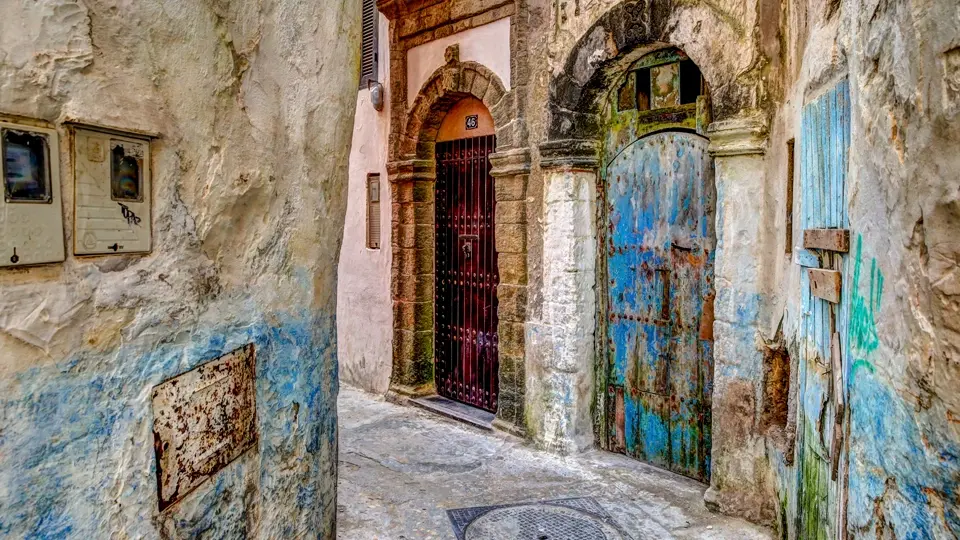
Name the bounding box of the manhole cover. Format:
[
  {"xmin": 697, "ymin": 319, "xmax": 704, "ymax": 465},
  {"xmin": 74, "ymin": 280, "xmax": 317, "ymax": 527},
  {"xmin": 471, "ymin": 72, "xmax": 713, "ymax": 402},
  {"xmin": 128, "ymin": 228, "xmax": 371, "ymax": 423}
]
[
  {"xmin": 447, "ymin": 497, "xmax": 631, "ymax": 540},
  {"xmin": 465, "ymin": 504, "xmax": 626, "ymax": 540}
]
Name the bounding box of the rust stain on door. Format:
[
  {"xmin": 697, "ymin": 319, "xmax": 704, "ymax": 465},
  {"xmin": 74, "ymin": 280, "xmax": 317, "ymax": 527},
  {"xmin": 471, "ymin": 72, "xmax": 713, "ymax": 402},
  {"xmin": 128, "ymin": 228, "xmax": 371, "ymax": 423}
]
[{"xmin": 152, "ymin": 343, "xmax": 258, "ymax": 511}]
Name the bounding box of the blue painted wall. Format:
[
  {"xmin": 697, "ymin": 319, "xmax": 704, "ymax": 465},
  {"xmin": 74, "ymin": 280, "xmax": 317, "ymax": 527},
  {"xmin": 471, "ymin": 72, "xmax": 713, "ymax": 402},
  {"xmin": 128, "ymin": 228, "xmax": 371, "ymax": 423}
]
[{"xmin": 0, "ymin": 309, "xmax": 339, "ymax": 538}]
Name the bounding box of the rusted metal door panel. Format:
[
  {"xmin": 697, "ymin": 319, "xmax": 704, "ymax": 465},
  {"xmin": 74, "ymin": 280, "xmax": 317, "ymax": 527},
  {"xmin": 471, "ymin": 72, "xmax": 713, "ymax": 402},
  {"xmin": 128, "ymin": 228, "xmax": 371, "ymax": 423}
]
[
  {"xmin": 796, "ymin": 79, "xmax": 850, "ymax": 540},
  {"xmin": 435, "ymin": 135, "xmax": 499, "ymax": 412},
  {"xmin": 605, "ymin": 131, "xmax": 715, "ymax": 482}
]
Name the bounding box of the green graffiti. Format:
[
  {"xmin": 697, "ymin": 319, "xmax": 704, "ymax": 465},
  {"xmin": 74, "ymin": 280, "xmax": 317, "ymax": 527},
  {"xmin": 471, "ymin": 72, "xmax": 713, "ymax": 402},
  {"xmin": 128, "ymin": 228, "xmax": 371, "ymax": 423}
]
[
  {"xmin": 849, "ymin": 235, "xmax": 884, "ymax": 367},
  {"xmin": 850, "ymin": 359, "xmax": 876, "ymax": 376}
]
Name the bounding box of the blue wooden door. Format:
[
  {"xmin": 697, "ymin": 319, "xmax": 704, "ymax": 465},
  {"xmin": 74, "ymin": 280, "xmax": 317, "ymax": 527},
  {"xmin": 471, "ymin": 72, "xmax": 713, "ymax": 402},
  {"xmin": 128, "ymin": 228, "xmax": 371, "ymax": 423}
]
[
  {"xmin": 795, "ymin": 79, "xmax": 851, "ymax": 540},
  {"xmin": 605, "ymin": 131, "xmax": 715, "ymax": 482}
]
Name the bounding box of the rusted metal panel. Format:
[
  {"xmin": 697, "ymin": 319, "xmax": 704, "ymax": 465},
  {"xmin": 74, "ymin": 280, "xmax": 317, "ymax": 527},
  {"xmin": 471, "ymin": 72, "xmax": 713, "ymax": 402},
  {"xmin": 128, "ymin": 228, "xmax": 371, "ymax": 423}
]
[
  {"xmin": 435, "ymin": 135, "xmax": 499, "ymax": 412},
  {"xmin": 152, "ymin": 344, "xmax": 258, "ymax": 511},
  {"xmin": 808, "ymin": 268, "xmax": 843, "ymax": 303},
  {"xmin": 803, "ymin": 228, "xmax": 850, "ymax": 252},
  {"xmin": 605, "ymin": 131, "xmax": 715, "ymax": 483}
]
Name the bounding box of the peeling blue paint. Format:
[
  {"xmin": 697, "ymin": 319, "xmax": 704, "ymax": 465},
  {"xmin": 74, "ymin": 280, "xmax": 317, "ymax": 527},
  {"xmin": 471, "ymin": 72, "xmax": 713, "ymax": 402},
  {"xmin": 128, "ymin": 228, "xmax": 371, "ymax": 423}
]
[
  {"xmin": 604, "ymin": 130, "xmax": 714, "ymax": 481},
  {"xmin": 0, "ymin": 310, "xmax": 338, "ymax": 539},
  {"xmin": 846, "ymin": 371, "xmax": 960, "ymax": 537}
]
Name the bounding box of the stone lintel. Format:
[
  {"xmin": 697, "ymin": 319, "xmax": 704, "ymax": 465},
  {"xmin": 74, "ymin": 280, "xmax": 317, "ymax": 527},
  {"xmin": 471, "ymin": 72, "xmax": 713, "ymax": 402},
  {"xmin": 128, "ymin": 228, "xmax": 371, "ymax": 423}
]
[
  {"xmin": 489, "ymin": 147, "xmax": 532, "ymax": 178},
  {"xmin": 376, "ymin": 0, "xmax": 444, "ymax": 21},
  {"xmin": 707, "ymin": 113, "xmax": 769, "ymax": 157},
  {"xmin": 538, "ymin": 139, "xmax": 600, "ymax": 171}
]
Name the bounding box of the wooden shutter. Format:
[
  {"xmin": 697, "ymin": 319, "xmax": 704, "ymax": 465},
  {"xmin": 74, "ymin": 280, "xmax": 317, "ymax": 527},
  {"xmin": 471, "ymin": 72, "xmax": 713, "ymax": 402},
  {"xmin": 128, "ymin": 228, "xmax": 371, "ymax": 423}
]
[
  {"xmin": 367, "ymin": 174, "xmax": 381, "ymax": 249},
  {"xmin": 360, "ymin": 0, "xmax": 378, "ymax": 88}
]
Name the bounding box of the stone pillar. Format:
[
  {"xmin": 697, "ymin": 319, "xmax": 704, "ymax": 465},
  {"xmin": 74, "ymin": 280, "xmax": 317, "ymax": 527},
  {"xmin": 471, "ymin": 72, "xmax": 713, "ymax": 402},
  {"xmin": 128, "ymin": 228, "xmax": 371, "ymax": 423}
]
[
  {"xmin": 387, "ymin": 158, "xmax": 436, "ymax": 396},
  {"xmin": 488, "ymin": 148, "xmax": 531, "ymax": 436},
  {"xmin": 703, "ymin": 115, "xmax": 777, "ymax": 524},
  {"xmin": 526, "ymin": 140, "xmax": 600, "ymax": 454}
]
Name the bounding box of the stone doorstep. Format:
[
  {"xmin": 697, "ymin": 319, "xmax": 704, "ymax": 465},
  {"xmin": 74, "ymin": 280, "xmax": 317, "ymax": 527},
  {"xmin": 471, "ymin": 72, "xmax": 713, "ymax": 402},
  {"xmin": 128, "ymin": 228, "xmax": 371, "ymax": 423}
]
[
  {"xmin": 386, "ymin": 386, "xmax": 527, "ymax": 440},
  {"xmin": 409, "ymin": 394, "xmax": 496, "ymax": 431}
]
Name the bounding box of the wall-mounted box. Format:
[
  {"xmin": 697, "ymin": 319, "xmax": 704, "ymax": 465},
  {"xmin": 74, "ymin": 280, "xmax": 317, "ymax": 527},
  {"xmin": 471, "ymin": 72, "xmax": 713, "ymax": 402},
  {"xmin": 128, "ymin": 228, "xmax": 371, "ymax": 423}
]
[
  {"xmin": 0, "ymin": 121, "xmax": 66, "ymax": 268},
  {"xmin": 72, "ymin": 127, "xmax": 152, "ymax": 255}
]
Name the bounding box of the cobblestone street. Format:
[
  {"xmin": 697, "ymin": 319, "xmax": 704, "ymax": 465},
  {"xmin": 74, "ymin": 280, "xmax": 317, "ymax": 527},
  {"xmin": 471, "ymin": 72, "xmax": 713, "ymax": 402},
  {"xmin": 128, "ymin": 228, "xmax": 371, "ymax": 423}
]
[{"xmin": 337, "ymin": 386, "xmax": 773, "ymax": 539}]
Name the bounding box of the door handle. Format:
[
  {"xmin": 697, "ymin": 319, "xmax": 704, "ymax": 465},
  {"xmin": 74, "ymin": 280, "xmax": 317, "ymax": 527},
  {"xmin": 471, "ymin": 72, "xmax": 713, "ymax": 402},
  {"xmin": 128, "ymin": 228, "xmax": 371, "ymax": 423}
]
[{"xmin": 460, "ymin": 234, "xmax": 478, "ymax": 259}]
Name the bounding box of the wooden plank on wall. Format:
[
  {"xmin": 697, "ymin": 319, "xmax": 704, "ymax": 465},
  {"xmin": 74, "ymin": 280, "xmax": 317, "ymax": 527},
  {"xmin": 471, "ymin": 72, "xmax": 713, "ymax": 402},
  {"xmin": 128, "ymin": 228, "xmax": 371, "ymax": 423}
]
[
  {"xmin": 808, "ymin": 268, "xmax": 843, "ymax": 303},
  {"xmin": 803, "ymin": 228, "xmax": 850, "ymax": 252}
]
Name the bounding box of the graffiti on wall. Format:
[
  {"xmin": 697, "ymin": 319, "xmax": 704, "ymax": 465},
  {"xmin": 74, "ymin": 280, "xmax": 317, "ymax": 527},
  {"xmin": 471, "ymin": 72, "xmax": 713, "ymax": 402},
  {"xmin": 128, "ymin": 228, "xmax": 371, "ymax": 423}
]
[{"xmin": 848, "ymin": 235, "xmax": 884, "ymax": 378}]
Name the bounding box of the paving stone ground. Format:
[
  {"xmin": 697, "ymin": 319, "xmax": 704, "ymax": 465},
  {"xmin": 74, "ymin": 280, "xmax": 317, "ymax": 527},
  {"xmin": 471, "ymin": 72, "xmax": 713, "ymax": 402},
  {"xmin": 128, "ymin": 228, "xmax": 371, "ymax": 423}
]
[{"xmin": 337, "ymin": 385, "xmax": 773, "ymax": 540}]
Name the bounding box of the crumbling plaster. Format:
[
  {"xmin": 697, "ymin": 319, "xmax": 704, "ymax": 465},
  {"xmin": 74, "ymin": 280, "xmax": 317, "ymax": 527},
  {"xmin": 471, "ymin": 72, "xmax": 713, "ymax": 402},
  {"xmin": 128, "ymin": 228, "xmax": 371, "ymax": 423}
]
[
  {"xmin": 0, "ymin": 1, "xmax": 359, "ymax": 538},
  {"xmin": 769, "ymin": 0, "xmax": 960, "ymax": 537},
  {"xmin": 517, "ymin": 0, "xmax": 959, "ymax": 535}
]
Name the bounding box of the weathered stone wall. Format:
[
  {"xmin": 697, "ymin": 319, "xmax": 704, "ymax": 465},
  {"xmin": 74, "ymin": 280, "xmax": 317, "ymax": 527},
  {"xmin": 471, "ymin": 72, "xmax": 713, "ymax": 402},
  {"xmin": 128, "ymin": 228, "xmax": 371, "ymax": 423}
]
[
  {"xmin": 0, "ymin": 1, "xmax": 359, "ymax": 537},
  {"xmin": 770, "ymin": 0, "xmax": 960, "ymax": 537},
  {"xmin": 516, "ymin": 0, "xmax": 960, "ymax": 536}
]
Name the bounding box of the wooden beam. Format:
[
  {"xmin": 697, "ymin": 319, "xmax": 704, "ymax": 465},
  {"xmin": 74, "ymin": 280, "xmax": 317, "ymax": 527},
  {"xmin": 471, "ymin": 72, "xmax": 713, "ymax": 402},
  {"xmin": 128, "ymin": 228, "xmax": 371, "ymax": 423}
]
[
  {"xmin": 808, "ymin": 269, "xmax": 843, "ymax": 303},
  {"xmin": 803, "ymin": 228, "xmax": 850, "ymax": 252}
]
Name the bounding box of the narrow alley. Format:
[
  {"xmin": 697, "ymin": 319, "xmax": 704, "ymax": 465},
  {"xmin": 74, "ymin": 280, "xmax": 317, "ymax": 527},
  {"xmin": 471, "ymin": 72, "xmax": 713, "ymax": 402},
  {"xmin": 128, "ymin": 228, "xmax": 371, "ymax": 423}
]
[
  {"xmin": 337, "ymin": 386, "xmax": 771, "ymax": 540},
  {"xmin": 1, "ymin": 0, "xmax": 958, "ymax": 538}
]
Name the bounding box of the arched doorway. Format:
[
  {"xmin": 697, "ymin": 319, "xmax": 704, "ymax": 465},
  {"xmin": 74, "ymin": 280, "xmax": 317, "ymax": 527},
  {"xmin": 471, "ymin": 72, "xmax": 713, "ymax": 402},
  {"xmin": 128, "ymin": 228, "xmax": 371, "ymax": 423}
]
[
  {"xmin": 434, "ymin": 97, "xmax": 500, "ymax": 412},
  {"xmin": 600, "ymin": 48, "xmax": 715, "ymax": 482}
]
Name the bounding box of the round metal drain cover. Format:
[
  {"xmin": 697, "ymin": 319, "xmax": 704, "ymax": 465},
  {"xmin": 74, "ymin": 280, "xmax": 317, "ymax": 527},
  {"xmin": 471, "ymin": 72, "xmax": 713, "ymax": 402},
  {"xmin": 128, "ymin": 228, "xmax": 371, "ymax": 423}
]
[{"xmin": 464, "ymin": 504, "xmax": 627, "ymax": 540}]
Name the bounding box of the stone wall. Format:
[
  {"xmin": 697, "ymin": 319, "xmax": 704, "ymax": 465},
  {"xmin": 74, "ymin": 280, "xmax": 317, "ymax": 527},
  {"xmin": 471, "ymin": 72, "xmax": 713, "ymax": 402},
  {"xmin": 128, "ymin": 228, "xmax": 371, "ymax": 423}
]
[
  {"xmin": 514, "ymin": 0, "xmax": 960, "ymax": 536},
  {"xmin": 0, "ymin": 1, "xmax": 359, "ymax": 537},
  {"xmin": 772, "ymin": 0, "xmax": 960, "ymax": 537}
]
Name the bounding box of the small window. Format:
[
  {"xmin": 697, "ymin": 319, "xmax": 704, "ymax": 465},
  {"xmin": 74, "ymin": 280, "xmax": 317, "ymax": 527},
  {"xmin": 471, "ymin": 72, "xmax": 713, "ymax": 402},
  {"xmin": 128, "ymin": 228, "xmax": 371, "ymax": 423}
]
[
  {"xmin": 679, "ymin": 60, "xmax": 703, "ymax": 104},
  {"xmin": 785, "ymin": 139, "xmax": 795, "ymax": 254},
  {"xmin": 636, "ymin": 68, "xmax": 651, "ymax": 111},
  {"xmin": 110, "ymin": 140, "xmax": 144, "ymax": 202},
  {"xmin": 3, "ymin": 128, "xmax": 51, "ymax": 203},
  {"xmin": 367, "ymin": 173, "xmax": 381, "ymax": 249},
  {"xmin": 360, "ymin": 0, "xmax": 379, "ymax": 89}
]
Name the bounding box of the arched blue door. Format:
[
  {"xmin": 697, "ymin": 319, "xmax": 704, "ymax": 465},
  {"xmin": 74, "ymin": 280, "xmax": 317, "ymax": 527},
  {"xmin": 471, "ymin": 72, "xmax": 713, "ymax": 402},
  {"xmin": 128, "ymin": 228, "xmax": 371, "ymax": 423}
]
[{"xmin": 604, "ymin": 131, "xmax": 715, "ymax": 482}]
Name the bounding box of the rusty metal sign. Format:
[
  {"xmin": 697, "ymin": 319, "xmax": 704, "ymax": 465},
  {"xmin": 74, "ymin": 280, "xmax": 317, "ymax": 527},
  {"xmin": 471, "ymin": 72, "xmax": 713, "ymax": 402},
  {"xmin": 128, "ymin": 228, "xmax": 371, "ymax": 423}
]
[{"xmin": 152, "ymin": 344, "xmax": 258, "ymax": 511}]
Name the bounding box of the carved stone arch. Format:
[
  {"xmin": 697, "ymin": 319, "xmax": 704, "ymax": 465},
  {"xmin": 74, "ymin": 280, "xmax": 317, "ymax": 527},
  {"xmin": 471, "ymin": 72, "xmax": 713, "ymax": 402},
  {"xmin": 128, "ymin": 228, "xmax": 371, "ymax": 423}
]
[
  {"xmin": 397, "ymin": 50, "xmax": 508, "ymax": 160},
  {"xmin": 544, "ymin": 0, "xmax": 757, "ymax": 147},
  {"xmin": 387, "ymin": 49, "xmax": 521, "ymax": 429},
  {"xmin": 533, "ymin": 0, "xmax": 777, "ymax": 525}
]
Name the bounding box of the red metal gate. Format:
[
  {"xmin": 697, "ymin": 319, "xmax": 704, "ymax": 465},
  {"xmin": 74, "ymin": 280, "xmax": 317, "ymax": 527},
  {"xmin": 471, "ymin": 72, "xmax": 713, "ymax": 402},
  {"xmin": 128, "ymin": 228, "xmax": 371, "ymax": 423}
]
[{"xmin": 435, "ymin": 135, "xmax": 499, "ymax": 412}]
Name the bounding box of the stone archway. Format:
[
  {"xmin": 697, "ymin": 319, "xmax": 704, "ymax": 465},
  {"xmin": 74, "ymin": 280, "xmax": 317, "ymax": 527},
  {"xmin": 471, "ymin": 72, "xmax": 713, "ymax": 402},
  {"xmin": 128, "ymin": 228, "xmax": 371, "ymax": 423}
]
[
  {"xmin": 533, "ymin": 0, "xmax": 776, "ymax": 523},
  {"xmin": 387, "ymin": 46, "xmax": 527, "ymax": 434}
]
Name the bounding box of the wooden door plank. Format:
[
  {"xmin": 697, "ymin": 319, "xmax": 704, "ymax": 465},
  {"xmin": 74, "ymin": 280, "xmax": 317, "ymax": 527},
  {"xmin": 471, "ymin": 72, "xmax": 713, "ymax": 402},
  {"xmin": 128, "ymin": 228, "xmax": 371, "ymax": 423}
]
[
  {"xmin": 803, "ymin": 228, "xmax": 850, "ymax": 252},
  {"xmin": 808, "ymin": 268, "xmax": 842, "ymax": 303}
]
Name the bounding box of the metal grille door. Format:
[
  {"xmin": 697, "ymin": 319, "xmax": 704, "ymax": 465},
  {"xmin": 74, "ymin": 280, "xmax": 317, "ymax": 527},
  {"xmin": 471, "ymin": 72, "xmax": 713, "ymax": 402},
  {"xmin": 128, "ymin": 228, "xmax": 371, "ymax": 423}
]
[{"xmin": 435, "ymin": 135, "xmax": 499, "ymax": 412}]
